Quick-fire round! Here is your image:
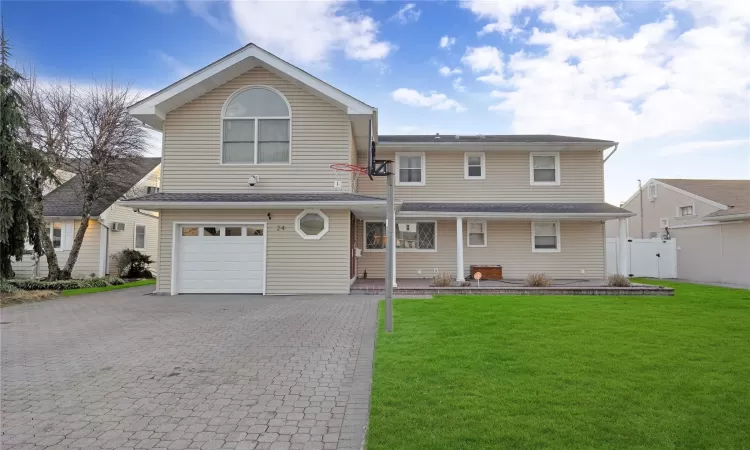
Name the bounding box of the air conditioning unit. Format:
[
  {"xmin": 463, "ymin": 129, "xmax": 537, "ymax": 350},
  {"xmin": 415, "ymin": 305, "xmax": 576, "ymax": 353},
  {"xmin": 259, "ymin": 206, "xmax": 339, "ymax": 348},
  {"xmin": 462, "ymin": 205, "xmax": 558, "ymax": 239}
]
[{"xmin": 112, "ymin": 222, "xmax": 125, "ymax": 232}]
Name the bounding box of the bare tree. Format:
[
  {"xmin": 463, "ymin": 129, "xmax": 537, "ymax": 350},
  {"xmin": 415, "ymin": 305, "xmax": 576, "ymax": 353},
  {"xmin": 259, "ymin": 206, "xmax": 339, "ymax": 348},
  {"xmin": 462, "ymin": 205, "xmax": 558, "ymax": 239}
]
[
  {"xmin": 20, "ymin": 77, "xmax": 147, "ymax": 280},
  {"xmin": 18, "ymin": 72, "xmax": 73, "ymax": 279}
]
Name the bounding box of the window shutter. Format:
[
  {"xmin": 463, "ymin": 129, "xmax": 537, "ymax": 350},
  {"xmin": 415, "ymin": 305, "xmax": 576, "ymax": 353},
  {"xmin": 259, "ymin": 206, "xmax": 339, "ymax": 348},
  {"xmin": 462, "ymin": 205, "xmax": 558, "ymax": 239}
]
[{"xmin": 63, "ymin": 221, "xmax": 75, "ymax": 251}]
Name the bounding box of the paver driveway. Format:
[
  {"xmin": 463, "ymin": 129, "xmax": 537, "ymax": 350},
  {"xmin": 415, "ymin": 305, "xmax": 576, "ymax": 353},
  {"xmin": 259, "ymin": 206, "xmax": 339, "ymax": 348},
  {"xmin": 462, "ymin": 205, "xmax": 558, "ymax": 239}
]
[{"xmin": 1, "ymin": 287, "xmax": 378, "ymax": 450}]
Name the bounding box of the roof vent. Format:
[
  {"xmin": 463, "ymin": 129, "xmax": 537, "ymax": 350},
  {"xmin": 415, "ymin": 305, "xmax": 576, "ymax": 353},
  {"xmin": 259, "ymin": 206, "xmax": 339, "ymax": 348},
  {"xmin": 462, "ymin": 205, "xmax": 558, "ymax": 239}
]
[
  {"xmin": 477, "ymin": 134, "xmax": 485, "ymax": 140},
  {"xmin": 455, "ymin": 135, "xmax": 460, "ymax": 140},
  {"xmin": 434, "ymin": 133, "xmax": 440, "ymax": 140}
]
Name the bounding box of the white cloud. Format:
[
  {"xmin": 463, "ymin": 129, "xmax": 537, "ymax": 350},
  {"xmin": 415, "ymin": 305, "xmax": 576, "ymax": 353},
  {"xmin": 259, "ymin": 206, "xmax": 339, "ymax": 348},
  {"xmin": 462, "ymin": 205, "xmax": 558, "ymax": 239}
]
[
  {"xmin": 461, "ymin": 46, "xmax": 503, "ymax": 73},
  {"xmin": 229, "ymin": 0, "xmax": 393, "ymax": 63},
  {"xmin": 452, "ymin": 77, "xmax": 467, "ymax": 92},
  {"xmin": 439, "ymin": 35, "xmax": 456, "ymax": 49},
  {"xmin": 155, "ymin": 51, "xmax": 192, "ymax": 79},
  {"xmin": 391, "ymin": 3, "xmax": 421, "ymax": 24},
  {"xmin": 660, "ymin": 139, "xmax": 748, "ymax": 155},
  {"xmin": 439, "ymin": 66, "xmax": 462, "ymax": 77},
  {"xmin": 392, "ymin": 88, "xmax": 467, "ymax": 112},
  {"xmin": 461, "ymin": 0, "xmax": 548, "ymax": 33},
  {"xmin": 462, "ymin": 1, "xmax": 750, "ymax": 145}
]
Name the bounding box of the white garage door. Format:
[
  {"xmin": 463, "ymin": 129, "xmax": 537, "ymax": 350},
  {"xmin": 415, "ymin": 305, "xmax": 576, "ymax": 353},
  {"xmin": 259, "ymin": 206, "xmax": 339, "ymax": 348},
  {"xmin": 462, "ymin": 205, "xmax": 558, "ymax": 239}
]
[{"xmin": 177, "ymin": 224, "xmax": 265, "ymax": 294}]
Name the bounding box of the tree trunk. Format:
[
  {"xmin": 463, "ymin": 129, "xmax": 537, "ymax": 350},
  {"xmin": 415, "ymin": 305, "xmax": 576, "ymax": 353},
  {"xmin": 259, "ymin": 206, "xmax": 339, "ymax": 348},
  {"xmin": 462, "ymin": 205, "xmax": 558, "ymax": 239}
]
[
  {"xmin": 61, "ymin": 209, "xmax": 92, "ymax": 280},
  {"xmin": 39, "ymin": 224, "xmax": 61, "ymax": 280}
]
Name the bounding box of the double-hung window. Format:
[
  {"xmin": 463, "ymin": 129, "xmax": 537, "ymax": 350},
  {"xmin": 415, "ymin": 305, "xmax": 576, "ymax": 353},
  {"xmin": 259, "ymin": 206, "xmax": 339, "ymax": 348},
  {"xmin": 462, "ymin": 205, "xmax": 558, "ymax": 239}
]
[
  {"xmin": 365, "ymin": 221, "xmax": 436, "ymax": 251},
  {"xmin": 532, "ymin": 221, "xmax": 560, "ymax": 252},
  {"xmin": 49, "ymin": 222, "xmax": 62, "ymax": 249},
  {"xmin": 134, "ymin": 224, "xmax": 146, "ymax": 250},
  {"xmin": 464, "ymin": 152, "xmax": 485, "ymax": 179},
  {"xmin": 530, "ymin": 152, "xmax": 560, "ymax": 185},
  {"xmin": 396, "ymin": 152, "xmax": 425, "ymax": 186},
  {"xmin": 222, "ymin": 87, "xmax": 291, "ymax": 164},
  {"xmin": 467, "ymin": 220, "xmax": 487, "ymax": 247}
]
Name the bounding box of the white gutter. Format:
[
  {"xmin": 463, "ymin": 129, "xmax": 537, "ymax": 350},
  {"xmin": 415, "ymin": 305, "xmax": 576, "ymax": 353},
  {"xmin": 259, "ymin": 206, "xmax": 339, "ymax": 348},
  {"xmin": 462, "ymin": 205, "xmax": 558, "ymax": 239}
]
[
  {"xmin": 377, "ymin": 142, "xmax": 614, "ymax": 152},
  {"xmin": 118, "ymin": 200, "xmax": 397, "ymax": 210},
  {"xmin": 603, "ymin": 143, "xmax": 619, "ymax": 163},
  {"xmin": 397, "ymin": 211, "xmax": 635, "ymax": 219}
]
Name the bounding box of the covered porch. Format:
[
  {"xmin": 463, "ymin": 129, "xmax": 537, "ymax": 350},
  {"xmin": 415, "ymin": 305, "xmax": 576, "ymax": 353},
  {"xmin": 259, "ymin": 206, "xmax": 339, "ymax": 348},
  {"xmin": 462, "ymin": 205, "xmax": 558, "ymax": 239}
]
[{"xmin": 353, "ymin": 202, "xmax": 635, "ymax": 285}]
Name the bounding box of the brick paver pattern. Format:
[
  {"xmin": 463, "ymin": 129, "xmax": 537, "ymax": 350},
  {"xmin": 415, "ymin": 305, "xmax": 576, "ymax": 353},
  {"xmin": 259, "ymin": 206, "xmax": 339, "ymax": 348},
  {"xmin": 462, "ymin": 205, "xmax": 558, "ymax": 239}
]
[{"xmin": 1, "ymin": 287, "xmax": 377, "ymax": 450}]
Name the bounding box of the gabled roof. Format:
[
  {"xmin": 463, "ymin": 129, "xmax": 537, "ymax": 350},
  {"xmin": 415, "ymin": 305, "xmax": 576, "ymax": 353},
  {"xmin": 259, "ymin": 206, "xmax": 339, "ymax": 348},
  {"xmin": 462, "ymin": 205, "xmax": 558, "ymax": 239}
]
[
  {"xmin": 44, "ymin": 157, "xmax": 161, "ymax": 217},
  {"xmin": 656, "ymin": 179, "xmax": 750, "ymax": 219},
  {"xmin": 129, "ymin": 44, "xmax": 375, "ymax": 130}
]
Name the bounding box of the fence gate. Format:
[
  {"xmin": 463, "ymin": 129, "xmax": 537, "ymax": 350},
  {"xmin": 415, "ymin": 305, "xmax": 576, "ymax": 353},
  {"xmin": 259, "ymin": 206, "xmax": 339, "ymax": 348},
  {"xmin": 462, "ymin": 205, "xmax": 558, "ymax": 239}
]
[{"xmin": 606, "ymin": 238, "xmax": 677, "ymax": 279}]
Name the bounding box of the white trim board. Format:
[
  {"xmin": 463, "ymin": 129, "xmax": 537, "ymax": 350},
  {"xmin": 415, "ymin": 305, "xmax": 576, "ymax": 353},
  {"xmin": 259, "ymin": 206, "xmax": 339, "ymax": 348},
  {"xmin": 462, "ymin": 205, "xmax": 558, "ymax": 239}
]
[{"xmin": 129, "ymin": 44, "xmax": 374, "ymax": 130}]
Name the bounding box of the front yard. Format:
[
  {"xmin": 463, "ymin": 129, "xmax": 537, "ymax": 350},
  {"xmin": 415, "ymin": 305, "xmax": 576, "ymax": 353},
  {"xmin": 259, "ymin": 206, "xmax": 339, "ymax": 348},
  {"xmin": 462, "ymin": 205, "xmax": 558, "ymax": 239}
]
[{"xmin": 368, "ymin": 280, "xmax": 750, "ymax": 449}]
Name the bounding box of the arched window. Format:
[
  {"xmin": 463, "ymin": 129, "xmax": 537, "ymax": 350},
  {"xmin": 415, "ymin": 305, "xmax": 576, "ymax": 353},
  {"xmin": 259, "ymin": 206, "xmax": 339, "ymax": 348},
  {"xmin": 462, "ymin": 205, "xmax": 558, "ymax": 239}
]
[{"xmin": 222, "ymin": 86, "xmax": 291, "ymax": 164}]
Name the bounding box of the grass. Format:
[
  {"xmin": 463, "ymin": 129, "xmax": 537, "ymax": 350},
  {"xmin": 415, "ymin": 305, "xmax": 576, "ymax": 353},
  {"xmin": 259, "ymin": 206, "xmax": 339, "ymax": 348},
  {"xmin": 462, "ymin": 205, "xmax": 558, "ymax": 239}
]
[
  {"xmin": 61, "ymin": 278, "xmax": 155, "ymax": 296},
  {"xmin": 368, "ymin": 280, "xmax": 750, "ymax": 449}
]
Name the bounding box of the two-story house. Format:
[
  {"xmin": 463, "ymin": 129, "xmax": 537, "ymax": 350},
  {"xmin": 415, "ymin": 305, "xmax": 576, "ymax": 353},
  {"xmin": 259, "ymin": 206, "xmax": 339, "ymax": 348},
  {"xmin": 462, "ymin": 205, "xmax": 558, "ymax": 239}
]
[{"xmin": 123, "ymin": 44, "xmax": 633, "ymax": 295}]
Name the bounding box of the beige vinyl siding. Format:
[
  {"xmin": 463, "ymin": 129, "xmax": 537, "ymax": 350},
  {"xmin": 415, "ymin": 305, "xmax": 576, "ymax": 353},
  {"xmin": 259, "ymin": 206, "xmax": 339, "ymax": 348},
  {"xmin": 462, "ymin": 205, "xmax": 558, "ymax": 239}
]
[
  {"xmin": 104, "ymin": 204, "xmax": 159, "ymax": 274},
  {"xmin": 605, "ymin": 184, "xmax": 721, "ymax": 238},
  {"xmin": 157, "ymin": 209, "xmax": 350, "ymax": 294},
  {"xmin": 356, "ymin": 150, "xmax": 604, "ymax": 202},
  {"xmin": 12, "ymin": 220, "xmax": 102, "ymax": 279},
  {"xmin": 357, "ymin": 220, "xmax": 605, "ymax": 279},
  {"xmin": 162, "ymin": 67, "xmax": 352, "ymax": 193}
]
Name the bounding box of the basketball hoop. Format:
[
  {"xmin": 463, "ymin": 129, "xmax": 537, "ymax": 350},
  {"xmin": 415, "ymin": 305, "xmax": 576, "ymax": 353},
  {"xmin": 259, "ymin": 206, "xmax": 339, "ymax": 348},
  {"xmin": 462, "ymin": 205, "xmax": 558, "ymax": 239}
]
[{"xmin": 330, "ymin": 163, "xmax": 369, "ymax": 175}]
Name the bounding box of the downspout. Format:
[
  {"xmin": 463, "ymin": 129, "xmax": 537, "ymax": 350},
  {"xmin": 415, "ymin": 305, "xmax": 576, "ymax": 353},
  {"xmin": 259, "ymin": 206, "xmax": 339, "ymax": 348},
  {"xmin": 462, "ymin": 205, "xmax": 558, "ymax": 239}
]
[
  {"xmin": 638, "ymin": 179, "xmax": 644, "ymax": 239},
  {"xmin": 603, "ymin": 143, "xmax": 619, "ymax": 163}
]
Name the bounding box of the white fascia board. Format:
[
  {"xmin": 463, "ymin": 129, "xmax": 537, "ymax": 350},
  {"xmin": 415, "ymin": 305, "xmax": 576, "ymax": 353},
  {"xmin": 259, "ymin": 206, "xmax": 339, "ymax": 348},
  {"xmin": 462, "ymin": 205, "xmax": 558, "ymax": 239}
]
[
  {"xmin": 396, "ymin": 211, "xmax": 635, "ymax": 220},
  {"xmin": 703, "ymin": 212, "xmax": 750, "ymax": 222},
  {"xmin": 377, "ymin": 142, "xmax": 614, "ymax": 152},
  {"xmin": 117, "ymin": 200, "xmax": 394, "ymax": 210},
  {"xmin": 653, "ymin": 180, "xmax": 730, "ymax": 210},
  {"xmin": 128, "ymin": 44, "xmax": 374, "ymax": 129}
]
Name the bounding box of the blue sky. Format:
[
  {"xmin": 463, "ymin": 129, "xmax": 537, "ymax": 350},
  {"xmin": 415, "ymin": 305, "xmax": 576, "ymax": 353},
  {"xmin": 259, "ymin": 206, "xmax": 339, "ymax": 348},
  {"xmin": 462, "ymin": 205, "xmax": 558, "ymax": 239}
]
[{"xmin": 5, "ymin": 0, "xmax": 749, "ymax": 203}]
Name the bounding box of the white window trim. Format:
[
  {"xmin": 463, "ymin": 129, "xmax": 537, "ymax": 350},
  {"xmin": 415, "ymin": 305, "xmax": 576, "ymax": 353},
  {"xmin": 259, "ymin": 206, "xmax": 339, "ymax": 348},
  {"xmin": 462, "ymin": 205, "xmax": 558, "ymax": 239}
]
[
  {"xmin": 531, "ymin": 221, "xmax": 561, "ymax": 253},
  {"xmin": 529, "ymin": 152, "xmax": 561, "ymax": 186},
  {"xmin": 134, "ymin": 223, "xmax": 147, "ymax": 250},
  {"xmin": 295, "ymin": 209, "xmax": 329, "ymax": 240},
  {"xmin": 49, "ymin": 222, "xmax": 63, "ymax": 250},
  {"xmin": 466, "ymin": 220, "xmax": 487, "ymax": 247},
  {"xmin": 219, "ymin": 85, "xmax": 292, "ymax": 166},
  {"xmin": 363, "ymin": 220, "xmax": 438, "ymax": 252},
  {"xmin": 395, "ymin": 152, "xmax": 426, "ymax": 186},
  {"xmin": 676, "ymin": 202, "xmax": 696, "ymax": 218},
  {"xmin": 464, "ymin": 152, "xmax": 486, "ymax": 180},
  {"xmin": 648, "ymin": 183, "xmax": 658, "ymax": 201}
]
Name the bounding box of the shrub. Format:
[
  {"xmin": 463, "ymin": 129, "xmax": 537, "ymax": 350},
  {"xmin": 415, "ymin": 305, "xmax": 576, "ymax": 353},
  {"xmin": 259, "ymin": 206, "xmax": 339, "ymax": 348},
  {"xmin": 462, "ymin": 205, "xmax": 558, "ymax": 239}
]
[
  {"xmin": 524, "ymin": 273, "xmax": 553, "ymax": 287},
  {"xmin": 432, "ymin": 272, "xmax": 455, "ymax": 287},
  {"xmin": 115, "ymin": 249, "xmax": 154, "ymax": 278},
  {"xmin": 608, "ymin": 274, "xmax": 631, "ymax": 287},
  {"xmin": 1, "ymin": 280, "xmax": 18, "ymax": 293},
  {"xmin": 7, "ymin": 277, "xmax": 125, "ymax": 291}
]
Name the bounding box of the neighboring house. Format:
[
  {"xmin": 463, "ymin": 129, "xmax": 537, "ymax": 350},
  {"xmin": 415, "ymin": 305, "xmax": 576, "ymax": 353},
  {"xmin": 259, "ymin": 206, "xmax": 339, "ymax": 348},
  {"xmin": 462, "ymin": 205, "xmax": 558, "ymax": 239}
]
[
  {"xmin": 122, "ymin": 44, "xmax": 633, "ymax": 295},
  {"xmin": 12, "ymin": 158, "xmax": 161, "ymax": 279},
  {"xmin": 606, "ymin": 179, "xmax": 750, "ymax": 287}
]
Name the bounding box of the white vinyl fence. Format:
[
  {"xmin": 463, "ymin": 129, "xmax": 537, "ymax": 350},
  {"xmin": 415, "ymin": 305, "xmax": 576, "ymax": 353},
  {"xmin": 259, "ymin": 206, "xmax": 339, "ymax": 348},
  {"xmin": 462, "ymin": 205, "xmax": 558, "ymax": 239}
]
[{"xmin": 606, "ymin": 238, "xmax": 677, "ymax": 279}]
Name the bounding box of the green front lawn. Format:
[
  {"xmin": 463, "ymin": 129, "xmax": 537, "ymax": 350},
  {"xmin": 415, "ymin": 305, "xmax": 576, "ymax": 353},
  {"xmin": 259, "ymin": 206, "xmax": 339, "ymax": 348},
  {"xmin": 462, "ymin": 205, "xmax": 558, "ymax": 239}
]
[
  {"xmin": 368, "ymin": 281, "xmax": 750, "ymax": 449},
  {"xmin": 61, "ymin": 278, "xmax": 155, "ymax": 296}
]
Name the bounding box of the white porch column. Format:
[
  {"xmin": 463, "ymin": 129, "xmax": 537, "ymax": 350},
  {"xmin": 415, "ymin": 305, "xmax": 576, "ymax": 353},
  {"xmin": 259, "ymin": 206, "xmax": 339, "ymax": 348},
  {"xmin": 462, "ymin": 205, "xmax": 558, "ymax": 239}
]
[
  {"xmin": 391, "ymin": 222, "xmax": 397, "ymax": 287},
  {"xmin": 456, "ymin": 217, "xmax": 464, "ymax": 281},
  {"xmin": 618, "ymin": 217, "xmax": 629, "ymax": 276}
]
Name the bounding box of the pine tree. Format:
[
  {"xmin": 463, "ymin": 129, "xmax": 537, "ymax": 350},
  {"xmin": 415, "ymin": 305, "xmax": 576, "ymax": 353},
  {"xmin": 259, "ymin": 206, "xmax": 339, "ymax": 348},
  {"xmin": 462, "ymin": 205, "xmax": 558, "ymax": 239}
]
[{"xmin": 0, "ymin": 24, "xmax": 54, "ymax": 278}]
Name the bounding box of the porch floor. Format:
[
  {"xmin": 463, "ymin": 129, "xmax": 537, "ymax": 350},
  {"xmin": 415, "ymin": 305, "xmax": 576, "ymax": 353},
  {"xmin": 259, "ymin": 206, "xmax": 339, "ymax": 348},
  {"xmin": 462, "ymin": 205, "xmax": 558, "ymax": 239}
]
[{"xmin": 351, "ymin": 278, "xmax": 673, "ymax": 296}]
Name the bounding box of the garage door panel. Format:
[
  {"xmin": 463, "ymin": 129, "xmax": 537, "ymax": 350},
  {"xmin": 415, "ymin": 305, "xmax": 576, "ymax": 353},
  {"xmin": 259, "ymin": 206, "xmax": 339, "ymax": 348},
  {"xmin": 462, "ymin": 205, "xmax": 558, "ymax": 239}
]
[{"xmin": 177, "ymin": 227, "xmax": 265, "ymax": 294}]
